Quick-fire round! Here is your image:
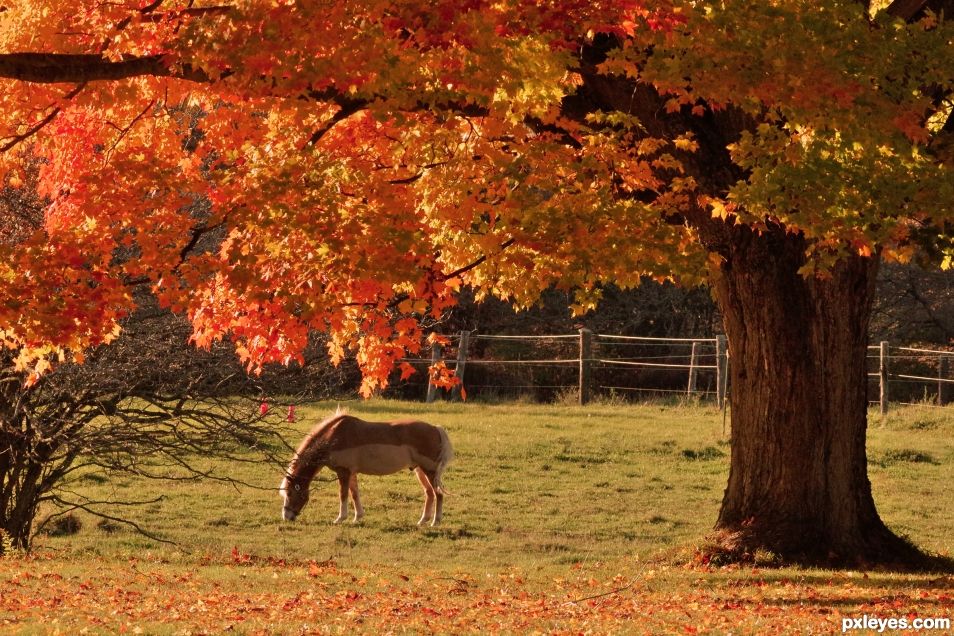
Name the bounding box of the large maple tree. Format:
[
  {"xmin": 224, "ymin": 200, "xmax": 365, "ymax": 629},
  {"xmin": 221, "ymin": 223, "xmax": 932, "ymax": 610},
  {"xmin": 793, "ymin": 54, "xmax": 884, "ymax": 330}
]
[{"xmin": 1, "ymin": 0, "xmax": 952, "ymax": 565}]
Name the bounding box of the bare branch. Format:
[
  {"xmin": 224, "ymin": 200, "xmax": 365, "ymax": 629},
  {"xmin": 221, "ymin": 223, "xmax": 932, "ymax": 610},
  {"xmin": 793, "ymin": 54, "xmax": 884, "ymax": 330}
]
[{"xmin": 42, "ymin": 495, "xmax": 179, "ymax": 547}]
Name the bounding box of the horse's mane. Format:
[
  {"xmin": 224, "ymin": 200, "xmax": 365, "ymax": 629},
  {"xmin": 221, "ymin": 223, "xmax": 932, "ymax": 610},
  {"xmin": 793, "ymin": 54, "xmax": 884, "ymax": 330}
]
[{"xmin": 292, "ymin": 408, "xmax": 349, "ymax": 467}]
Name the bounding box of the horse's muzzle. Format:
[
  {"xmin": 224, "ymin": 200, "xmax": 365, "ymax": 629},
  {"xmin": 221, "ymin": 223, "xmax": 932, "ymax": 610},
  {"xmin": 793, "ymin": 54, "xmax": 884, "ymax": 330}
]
[{"xmin": 282, "ymin": 507, "xmax": 297, "ymax": 522}]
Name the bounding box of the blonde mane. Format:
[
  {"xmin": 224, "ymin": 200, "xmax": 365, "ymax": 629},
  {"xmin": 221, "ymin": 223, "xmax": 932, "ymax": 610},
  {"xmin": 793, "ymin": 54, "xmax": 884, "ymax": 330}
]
[{"xmin": 291, "ymin": 408, "xmax": 348, "ymax": 468}]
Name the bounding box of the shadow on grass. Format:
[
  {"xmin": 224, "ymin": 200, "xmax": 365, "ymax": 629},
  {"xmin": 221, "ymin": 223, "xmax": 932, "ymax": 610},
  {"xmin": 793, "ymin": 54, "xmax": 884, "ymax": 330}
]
[
  {"xmin": 654, "ymin": 534, "xmax": 954, "ymax": 577},
  {"xmin": 417, "ymin": 527, "xmax": 484, "ymax": 541},
  {"xmin": 708, "ymin": 570, "xmax": 954, "ymax": 591},
  {"xmin": 700, "ymin": 593, "xmax": 952, "ymax": 609}
]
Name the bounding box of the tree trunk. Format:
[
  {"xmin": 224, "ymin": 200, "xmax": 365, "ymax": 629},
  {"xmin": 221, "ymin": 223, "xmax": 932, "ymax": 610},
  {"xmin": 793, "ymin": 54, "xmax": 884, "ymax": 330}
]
[
  {"xmin": 708, "ymin": 225, "xmax": 924, "ymax": 567},
  {"xmin": 0, "ymin": 437, "xmax": 41, "ymax": 555}
]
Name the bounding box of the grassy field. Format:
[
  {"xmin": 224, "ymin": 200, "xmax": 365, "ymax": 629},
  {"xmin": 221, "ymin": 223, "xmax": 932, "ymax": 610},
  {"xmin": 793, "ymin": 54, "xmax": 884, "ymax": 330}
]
[{"xmin": 2, "ymin": 399, "xmax": 952, "ymax": 634}]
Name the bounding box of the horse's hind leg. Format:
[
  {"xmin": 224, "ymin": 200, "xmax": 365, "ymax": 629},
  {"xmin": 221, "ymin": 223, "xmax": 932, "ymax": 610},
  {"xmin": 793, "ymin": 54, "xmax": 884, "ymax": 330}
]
[
  {"xmin": 333, "ymin": 468, "xmax": 350, "ymax": 524},
  {"xmin": 431, "ymin": 470, "xmax": 444, "ymax": 526},
  {"xmin": 348, "ymin": 473, "xmax": 364, "ymax": 523},
  {"xmin": 420, "ymin": 468, "xmax": 444, "ymax": 526},
  {"xmin": 414, "ymin": 467, "xmax": 436, "ymax": 526}
]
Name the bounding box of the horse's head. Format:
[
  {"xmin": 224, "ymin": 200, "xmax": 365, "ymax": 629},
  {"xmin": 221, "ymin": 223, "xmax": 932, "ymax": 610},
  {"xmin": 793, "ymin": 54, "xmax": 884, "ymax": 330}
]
[
  {"xmin": 279, "ymin": 473, "xmax": 310, "ymax": 521},
  {"xmin": 280, "ymin": 438, "xmax": 329, "ymax": 521}
]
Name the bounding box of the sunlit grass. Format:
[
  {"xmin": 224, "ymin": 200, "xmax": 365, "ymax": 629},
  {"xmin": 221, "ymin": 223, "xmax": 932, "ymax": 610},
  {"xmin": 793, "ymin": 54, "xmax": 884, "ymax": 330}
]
[{"xmin": 30, "ymin": 399, "xmax": 954, "ymax": 568}]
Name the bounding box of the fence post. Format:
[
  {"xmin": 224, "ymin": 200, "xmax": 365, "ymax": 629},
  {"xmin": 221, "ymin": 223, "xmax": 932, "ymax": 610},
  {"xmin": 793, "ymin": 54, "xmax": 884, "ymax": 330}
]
[
  {"xmin": 451, "ymin": 330, "xmax": 470, "ymax": 401},
  {"xmin": 879, "ymin": 340, "xmax": 890, "ymax": 415},
  {"xmin": 425, "ymin": 340, "xmax": 444, "ymax": 403},
  {"xmin": 939, "ymin": 354, "xmax": 950, "ymax": 407},
  {"xmin": 715, "ymin": 335, "xmax": 728, "ymax": 410},
  {"xmin": 579, "ymin": 328, "xmax": 593, "ymax": 406},
  {"xmin": 687, "ymin": 341, "xmax": 700, "ymax": 396}
]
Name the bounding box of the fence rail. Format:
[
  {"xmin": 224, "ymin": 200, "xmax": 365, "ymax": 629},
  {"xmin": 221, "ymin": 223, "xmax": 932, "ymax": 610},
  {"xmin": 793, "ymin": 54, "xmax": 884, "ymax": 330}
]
[
  {"xmin": 415, "ymin": 329, "xmax": 730, "ymax": 407},
  {"xmin": 596, "ymin": 334, "xmax": 710, "ymax": 342},
  {"xmin": 403, "ymin": 332, "xmax": 953, "ymax": 410},
  {"xmin": 867, "ymin": 341, "xmax": 952, "ymax": 412},
  {"xmin": 596, "ymin": 359, "xmax": 718, "ymax": 370}
]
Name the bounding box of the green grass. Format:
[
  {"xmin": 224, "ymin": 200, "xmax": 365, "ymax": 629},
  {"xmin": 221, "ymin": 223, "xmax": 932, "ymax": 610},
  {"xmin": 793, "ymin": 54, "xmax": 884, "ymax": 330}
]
[
  {"xmin": 29, "ymin": 399, "xmax": 954, "ymax": 568},
  {"xmin": 30, "ymin": 400, "xmax": 737, "ymax": 569},
  {"xmin": 2, "ymin": 400, "xmax": 952, "ymax": 634}
]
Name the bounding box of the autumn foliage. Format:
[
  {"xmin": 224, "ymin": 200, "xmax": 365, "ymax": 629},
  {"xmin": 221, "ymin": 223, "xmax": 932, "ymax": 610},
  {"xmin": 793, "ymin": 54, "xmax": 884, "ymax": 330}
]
[
  {"xmin": 0, "ymin": 0, "xmax": 666, "ymax": 394},
  {"xmin": 1, "ymin": 1, "xmax": 952, "ymax": 398}
]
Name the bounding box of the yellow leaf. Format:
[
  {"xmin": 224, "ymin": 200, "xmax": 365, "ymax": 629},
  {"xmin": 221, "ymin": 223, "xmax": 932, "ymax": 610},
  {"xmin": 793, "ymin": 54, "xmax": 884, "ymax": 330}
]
[
  {"xmin": 674, "ymin": 136, "xmax": 698, "ymax": 152},
  {"xmin": 710, "ymin": 200, "xmax": 728, "ymax": 220}
]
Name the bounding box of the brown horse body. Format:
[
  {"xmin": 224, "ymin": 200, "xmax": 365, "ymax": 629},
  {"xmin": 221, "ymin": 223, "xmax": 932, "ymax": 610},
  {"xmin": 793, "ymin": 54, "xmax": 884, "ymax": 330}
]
[{"xmin": 280, "ymin": 412, "xmax": 454, "ymax": 526}]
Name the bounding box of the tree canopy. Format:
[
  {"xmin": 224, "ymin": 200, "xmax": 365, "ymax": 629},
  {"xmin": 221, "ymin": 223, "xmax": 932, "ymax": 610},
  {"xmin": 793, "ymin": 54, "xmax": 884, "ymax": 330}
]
[{"xmin": 1, "ymin": 1, "xmax": 952, "ymax": 395}]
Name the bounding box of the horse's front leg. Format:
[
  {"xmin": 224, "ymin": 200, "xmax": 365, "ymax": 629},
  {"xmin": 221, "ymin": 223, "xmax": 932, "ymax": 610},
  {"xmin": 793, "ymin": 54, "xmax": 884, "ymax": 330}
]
[
  {"xmin": 414, "ymin": 467, "xmax": 436, "ymax": 526},
  {"xmin": 348, "ymin": 473, "xmax": 364, "ymax": 523},
  {"xmin": 333, "ymin": 468, "xmax": 350, "ymax": 524}
]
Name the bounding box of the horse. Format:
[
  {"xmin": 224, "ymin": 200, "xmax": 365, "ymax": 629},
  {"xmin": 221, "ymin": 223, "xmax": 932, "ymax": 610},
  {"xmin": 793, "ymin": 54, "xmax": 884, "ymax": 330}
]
[{"xmin": 279, "ymin": 411, "xmax": 454, "ymax": 526}]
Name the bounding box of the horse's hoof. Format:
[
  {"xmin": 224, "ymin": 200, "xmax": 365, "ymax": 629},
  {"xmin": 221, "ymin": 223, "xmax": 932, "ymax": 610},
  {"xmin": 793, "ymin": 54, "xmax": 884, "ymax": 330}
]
[{"xmin": 333, "ymin": 518, "xmax": 344, "ymax": 525}]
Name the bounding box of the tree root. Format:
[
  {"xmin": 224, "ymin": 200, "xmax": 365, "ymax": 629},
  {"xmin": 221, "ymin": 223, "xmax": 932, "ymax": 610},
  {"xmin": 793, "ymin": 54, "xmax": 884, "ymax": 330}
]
[{"xmin": 695, "ymin": 525, "xmax": 954, "ymax": 573}]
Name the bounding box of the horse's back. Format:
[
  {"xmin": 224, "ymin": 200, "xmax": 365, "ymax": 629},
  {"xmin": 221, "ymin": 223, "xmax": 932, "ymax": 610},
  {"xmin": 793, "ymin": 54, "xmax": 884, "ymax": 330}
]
[{"xmin": 321, "ymin": 416, "xmax": 446, "ymax": 475}]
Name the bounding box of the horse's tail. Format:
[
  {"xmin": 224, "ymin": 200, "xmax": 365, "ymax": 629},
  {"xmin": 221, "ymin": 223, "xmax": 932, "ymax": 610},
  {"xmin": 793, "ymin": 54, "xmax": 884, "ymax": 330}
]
[{"xmin": 432, "ymin": 426, "xmax": 454, "ymax": 494}]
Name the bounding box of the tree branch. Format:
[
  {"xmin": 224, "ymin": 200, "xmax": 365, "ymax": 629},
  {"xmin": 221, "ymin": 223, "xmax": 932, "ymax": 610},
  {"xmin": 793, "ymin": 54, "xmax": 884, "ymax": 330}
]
[
  {"xmin": 385, "ymin": 161, "xmax": 450, "ymax": 185},
  {"xmin": 139, "ymin": 6, "xmax": 234, "ymax": 23},
  {"xmin": 0, "ymin": 53, "xmax": 203, "ymax": 84},
  {"xmin": 886, "ymin": 0, "xmax": 931, "ymax": 20},
  {"xmin": 439, "ymin": 238, "xmax": 516, "ymax": 281},
  {"xmin": 307, "ymin": 99, "xmax": 366, "ymax": 146},
  {"xmin": 104, "ymin": 98, "xmax": 157, "ymax": 161},
  {"xmin": 0, "ymin": 83, "xmax": 86, "ymax": 152},
  {"xmin": 41, "ymin": 495, "xmax": 179, "ymax": 547}
]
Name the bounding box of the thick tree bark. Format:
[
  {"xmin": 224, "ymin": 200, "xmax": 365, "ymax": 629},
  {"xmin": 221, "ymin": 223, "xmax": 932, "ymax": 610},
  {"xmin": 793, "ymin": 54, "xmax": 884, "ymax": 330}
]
[
  {"xmin": 0, "ymin": 434, "xmax": 42, "ymax": 554},
  {"xmin": 707, "ymin": 225, "xmax": 924, "ymax": 567}
]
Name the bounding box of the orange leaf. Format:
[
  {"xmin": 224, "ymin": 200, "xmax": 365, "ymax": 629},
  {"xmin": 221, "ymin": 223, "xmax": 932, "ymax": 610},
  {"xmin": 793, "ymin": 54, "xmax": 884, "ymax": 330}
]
[{"xmin": 399, "ymin": 362, "xmax": 416, "ymax": 380}]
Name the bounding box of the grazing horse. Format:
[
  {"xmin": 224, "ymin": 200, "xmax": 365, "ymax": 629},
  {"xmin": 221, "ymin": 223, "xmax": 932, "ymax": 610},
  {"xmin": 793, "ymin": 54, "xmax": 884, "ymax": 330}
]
[{"xmin": 280, "ymin": 412, "xmax": 454, "ymax": 526}]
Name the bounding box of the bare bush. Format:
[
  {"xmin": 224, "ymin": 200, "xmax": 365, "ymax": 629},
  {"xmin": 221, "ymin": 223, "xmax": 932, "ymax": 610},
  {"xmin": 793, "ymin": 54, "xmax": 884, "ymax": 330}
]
[{"xmin": 0, "ymin": 296, "xmax": 296, "ymax": 553}]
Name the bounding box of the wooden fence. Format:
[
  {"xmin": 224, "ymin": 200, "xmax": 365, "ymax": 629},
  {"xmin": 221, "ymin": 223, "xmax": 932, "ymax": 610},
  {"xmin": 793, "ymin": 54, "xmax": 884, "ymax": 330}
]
[
  {"xmin": 392, "ymin": 332, "xmax": 953, "ymax": 410},
  {"xmin": 402, "ymin": 330, "xmax": 730, "ymax": 407},
  {"xmin": 869, "ymin": 342, "xmax": 953, "ymax": 413}
]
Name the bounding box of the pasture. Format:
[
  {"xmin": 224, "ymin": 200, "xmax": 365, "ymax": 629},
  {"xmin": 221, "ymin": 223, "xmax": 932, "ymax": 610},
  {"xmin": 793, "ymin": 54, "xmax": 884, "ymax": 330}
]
[{"xmin": 2, "ymin": 400, "xmax": 953, "ymax": 634}]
